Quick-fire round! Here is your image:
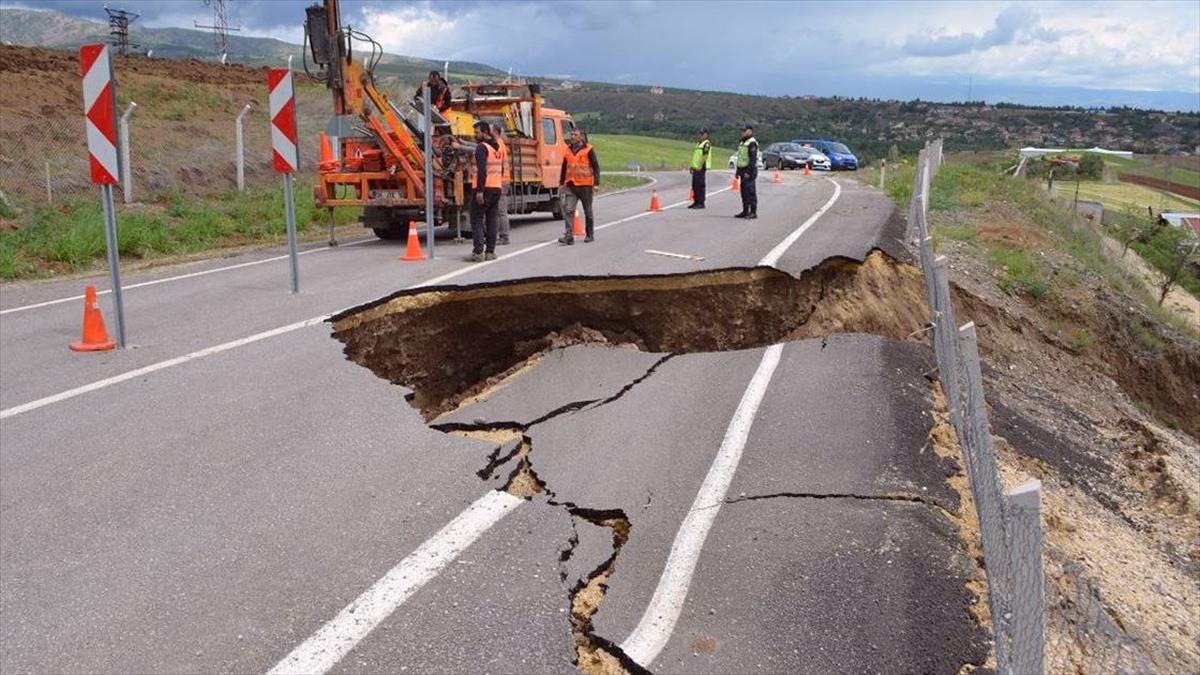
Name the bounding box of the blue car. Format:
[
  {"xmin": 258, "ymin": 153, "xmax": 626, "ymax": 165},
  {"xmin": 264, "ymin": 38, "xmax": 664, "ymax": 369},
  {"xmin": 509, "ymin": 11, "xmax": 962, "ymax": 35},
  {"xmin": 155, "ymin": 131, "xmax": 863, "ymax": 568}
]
[{"xmin": 791, "ymin": 139, "xmax": 858, "ymax": 170}]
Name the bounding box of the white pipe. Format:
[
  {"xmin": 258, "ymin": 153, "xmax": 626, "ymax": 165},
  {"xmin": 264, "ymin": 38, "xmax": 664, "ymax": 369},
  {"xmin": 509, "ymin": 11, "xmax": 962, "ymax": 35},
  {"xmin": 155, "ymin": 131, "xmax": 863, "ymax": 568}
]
[
  {"xmin": 120, "ymin": 101, "xmax": 137, "ymax": 204},
  {"xmin": 235, "ymin": 104, "xmax": 252, "ymax": 192}
]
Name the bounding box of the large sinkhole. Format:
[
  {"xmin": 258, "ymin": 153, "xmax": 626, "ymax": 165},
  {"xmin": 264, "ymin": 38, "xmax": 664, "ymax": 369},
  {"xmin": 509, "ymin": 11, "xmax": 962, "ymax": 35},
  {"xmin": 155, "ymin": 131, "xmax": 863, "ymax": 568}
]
[{"xmin": 329, "ymin": 249, "xmax": 929, "ymax": 420}]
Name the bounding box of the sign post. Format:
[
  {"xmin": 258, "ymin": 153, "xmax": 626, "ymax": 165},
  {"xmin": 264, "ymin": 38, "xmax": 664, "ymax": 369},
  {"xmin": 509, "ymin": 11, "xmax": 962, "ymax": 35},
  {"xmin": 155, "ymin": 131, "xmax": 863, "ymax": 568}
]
[
  {"xmin": 235, "ymin": 103, "xmax": 251, "ymax": 192},
  {"xmin": 268, "ymin": 68, "xmax": 300, "ymax": 293},
  {"xmin": 80, "ymin": 43, "xmax": 126, "ymax": 348}
]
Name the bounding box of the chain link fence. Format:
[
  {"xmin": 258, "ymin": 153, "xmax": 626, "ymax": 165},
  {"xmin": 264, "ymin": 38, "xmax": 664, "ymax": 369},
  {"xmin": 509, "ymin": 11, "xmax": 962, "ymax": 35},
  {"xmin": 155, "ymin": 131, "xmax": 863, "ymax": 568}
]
[{"xmin": 0, "ymin": 76, "xmax": 374, "ymax": 213}]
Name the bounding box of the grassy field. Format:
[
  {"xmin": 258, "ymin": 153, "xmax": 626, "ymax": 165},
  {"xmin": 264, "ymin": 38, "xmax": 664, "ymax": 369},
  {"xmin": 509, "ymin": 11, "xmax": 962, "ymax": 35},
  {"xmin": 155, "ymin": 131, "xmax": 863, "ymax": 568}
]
[
  {"xmin": 589, "ymin": 134, "xmax": 734, "ymax": 173},
  {"xmin": 1050, "ymin": 179, "xmax": 1200, "ymax": 214},
  {"xmin": 0, "ymin": 184, "xmax": 361, "ymax": 280}
]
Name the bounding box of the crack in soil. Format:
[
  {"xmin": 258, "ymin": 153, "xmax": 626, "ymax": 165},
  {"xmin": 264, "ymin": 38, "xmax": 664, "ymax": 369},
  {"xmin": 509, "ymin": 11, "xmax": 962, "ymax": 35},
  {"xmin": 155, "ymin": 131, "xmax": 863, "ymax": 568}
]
[{"xmin": 328, "ymin": 249, "xmax": 935, "ymax": 674}]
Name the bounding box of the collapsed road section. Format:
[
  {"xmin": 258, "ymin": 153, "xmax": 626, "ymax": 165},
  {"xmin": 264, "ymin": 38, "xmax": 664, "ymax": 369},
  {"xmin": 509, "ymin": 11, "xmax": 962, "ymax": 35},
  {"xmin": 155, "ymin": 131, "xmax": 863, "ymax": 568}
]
[{"xmin": 327, "ymin": 249, "xmax": 989, "ymax": 674}]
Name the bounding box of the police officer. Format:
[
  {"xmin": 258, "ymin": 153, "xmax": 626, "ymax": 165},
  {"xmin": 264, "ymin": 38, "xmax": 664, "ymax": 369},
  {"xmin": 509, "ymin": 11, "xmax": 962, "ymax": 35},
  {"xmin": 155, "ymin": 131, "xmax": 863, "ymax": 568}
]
[
  {"xmin": 688, "ymin": 128, "xmax": 711, "ymax": 209},
  {"xmin": 469, "ymin": 121, "xmax": 502, "ymax": 262},
  {"xmin": 735, "ymin": 124, "xmax": 758, "ymax": 219},
  {"xmin": 559, "ymin": 127, "xmax": 600, "ymax": 245}
]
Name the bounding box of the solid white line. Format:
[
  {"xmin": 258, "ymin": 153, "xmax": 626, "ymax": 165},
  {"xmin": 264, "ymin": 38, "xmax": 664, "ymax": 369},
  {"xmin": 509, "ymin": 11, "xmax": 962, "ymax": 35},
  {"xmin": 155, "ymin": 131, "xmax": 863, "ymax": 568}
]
[
  {"xmin": 644, "ymin": 249, "xmax": 705, "ymax": 261},
  {"xmin": 759, "ymin": 178, "xmax": 841, "ymax": 267},
  {"xmin": 0, "ymin": 238, "xmax": 374, "ymax": 316},
  {"xmin": 0, "ymin": 187, "xmax": 730, "ymax": 420},
  {"xmin": 619, "ymin": 343, "xmax": 784, "ymax": 667},
  {"xmin": 618, "ymin": 177, "xmax": 842, "ymax": 668},
  {"xmin": 267, "ymin": 490, "xmax": 525, "ymax": 675}
]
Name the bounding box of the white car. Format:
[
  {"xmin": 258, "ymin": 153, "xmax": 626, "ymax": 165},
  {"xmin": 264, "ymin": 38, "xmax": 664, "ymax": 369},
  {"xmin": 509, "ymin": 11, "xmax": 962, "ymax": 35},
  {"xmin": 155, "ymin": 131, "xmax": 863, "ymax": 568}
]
[{"xmin": 727, "ymin": 152, "xmax": 766, "ymax": 170}]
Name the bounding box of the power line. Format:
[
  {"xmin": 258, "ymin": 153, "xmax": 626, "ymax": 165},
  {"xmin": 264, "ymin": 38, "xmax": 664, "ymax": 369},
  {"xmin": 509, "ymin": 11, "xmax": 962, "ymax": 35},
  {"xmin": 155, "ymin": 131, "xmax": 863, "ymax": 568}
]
[
  {"xmin": 103, "ymin": 5, "xmax": 140, "ymax": 55},
  {"xmin": 194, "ymin": 0, "xmax": 242, "ymax": 58}
]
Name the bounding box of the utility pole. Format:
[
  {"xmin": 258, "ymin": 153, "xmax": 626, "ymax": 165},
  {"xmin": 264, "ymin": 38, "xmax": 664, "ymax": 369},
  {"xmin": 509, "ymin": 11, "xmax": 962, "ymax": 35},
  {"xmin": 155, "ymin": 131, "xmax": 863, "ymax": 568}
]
[
  {"xmin": 103, "ymin": 6, "xmax": 140, "ymax": 55},
  {"xmin": 195, "ymin": 0, "xmax": 242, "ymax": 60}
]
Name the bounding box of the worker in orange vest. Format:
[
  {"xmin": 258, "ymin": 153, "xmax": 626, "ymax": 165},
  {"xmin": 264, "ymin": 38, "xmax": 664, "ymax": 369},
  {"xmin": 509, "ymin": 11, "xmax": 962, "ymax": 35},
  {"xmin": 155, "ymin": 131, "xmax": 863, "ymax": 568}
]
[
  {"xmin": 559, "ymin": 127, "xmax": 600, "ymax": 245},
  {"xmin": 415, "ymin": 70, "xmax": 452, "ymax": 112},
  {"xmin": 491, "ymin": 123, "xmax": 512, "ymax": 246},
  {"xmin": 469, "ymin": 120, "xmax": 503, "ymax": 262}
]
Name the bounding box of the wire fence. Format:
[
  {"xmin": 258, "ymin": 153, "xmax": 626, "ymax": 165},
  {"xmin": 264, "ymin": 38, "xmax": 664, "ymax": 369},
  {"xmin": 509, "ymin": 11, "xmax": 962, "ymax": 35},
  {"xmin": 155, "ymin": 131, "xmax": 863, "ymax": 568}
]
[
  {"xmin": 0, "ymin": 82, "xmax": 344, "ymax": 213},
  {"xmin": 906, "ymin": 140, "xmax": 1160, "ymax": 674}
]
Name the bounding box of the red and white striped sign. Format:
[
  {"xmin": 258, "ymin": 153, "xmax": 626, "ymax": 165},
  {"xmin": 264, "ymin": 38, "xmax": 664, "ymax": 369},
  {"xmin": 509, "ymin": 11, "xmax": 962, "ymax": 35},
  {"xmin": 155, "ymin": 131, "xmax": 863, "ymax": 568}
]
[
  {"xmin": 268, "ymin": 68, "xmax": 298, "ymax": 173},
  {"xmin": 79, "ymin": 44, "xmax": 121, "ymax": 185}
]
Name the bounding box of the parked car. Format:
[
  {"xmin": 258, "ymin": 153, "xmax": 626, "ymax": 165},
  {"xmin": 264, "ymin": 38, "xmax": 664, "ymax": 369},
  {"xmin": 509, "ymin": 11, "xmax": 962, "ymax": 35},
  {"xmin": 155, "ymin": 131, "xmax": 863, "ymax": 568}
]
[
  {"xmin": 762, "ymin": 142, "xmax": 830, "ymax": 170},
  {"xmin": 727, "ymin": 151, "xmax": 765, "ymax": 170},
  {"xmin": 791, "ymin": 139, "xmax": 859, "ymax": 170}
]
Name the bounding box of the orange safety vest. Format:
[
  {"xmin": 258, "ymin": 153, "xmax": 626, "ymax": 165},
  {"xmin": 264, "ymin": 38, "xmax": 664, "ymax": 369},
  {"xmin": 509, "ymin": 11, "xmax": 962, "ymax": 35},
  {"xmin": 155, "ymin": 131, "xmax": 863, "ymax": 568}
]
[
  {"xmin": 564, "ymin": 144, "xmax": 595, "ymax": 187},
  {"xmin": 496, "ymin": 136, "xmax": 511, "ymax": 183},
  {"xmin": 477, "ymin": 142, "xmax": 503, "ymax": 190}
]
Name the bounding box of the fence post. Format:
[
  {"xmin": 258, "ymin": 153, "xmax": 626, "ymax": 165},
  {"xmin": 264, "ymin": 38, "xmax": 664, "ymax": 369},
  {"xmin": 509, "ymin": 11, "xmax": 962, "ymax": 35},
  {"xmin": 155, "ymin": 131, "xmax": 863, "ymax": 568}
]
[
  {"xmin": 235, "ymin": 103, "xmax": 252, "ymax": 192},
  {"xmin": 958, "ymin": 322, "xmax": 1015, "ymax": 673},
  {"xmin": 1006, "ymin": 479, "xmax": 1045, "ymax": 675},
  {"xmin": 45, "ymin": 161, "xmax": 53, "ymax": 204},
  {"xmin": 879, "ymin": 159, "xmax": 886, "ymax": 189},
  {"xmin": 120, "ymin": 101, "xmax": 137, "ymax": 204}
]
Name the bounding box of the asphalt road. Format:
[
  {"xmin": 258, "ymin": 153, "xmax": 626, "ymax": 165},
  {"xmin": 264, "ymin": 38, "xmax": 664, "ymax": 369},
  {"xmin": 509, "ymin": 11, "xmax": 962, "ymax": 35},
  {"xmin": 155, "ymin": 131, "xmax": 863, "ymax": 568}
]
[{"xmin": 0, "ymin": 169, "xmax": 988, "ymax": 673}]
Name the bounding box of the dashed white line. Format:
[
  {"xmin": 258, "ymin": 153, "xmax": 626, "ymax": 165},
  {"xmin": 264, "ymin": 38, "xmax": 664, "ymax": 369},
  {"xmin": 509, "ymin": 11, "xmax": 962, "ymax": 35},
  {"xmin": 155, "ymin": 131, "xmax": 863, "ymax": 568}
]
[{"xmin": 266, "ymin": 490, "xmax": 525, "ymax": 675}]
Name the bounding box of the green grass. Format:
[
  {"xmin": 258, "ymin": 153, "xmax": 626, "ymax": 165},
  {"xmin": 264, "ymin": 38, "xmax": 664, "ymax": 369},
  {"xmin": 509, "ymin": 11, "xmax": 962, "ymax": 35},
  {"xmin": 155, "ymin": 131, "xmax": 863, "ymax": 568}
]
[
  {"xmin": 589, "ymin": 134, "xmax": 734, "ymax": 173},
  {"xmin": 0, "ymin": 182, "xmax": 361, "ymax": 280},
  {"xmin": 989, "ymin": 246, "xmax": 1050, "ymax": 299},
  {"xmin": 598, "ymin": 174, "xmax": 651, "ymax": 191},
  {"xmin": 1051, "ymin": 180, "xmax": 1200, "ymax": 213}
]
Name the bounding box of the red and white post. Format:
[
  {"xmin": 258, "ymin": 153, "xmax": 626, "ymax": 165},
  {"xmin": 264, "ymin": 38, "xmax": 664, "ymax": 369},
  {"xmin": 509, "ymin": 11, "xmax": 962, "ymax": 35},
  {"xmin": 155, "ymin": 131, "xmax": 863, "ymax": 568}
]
[
  {"xmin": 268, "ymin": 67, "xmax": 300, "ymax": 293},
  {"xmin": 80, "ymin": 43, "xmax": 126, "ymax": 347}
]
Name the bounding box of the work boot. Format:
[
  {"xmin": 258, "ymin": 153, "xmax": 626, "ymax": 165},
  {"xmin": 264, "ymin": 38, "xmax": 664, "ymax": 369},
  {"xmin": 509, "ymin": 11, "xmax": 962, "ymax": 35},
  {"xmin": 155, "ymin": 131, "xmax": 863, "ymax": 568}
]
[
  {"xmin": 558, "ymin": 235, "xmax": 574, "ymax": 245},
  {"xmin": 687, "ymin": 203, "xmax": 700, "ymax": 209},
  {"xmin": 584, "ymin": 235, "xmax": 594, "ymax": 243},
  {"xmin": 734, "ymin": 212, "xmax": 748, "ymax": 218},
  {"xmin": 468, "ymin": 252, "xmax": 485, "ymax": 262},
  {"xmin": 746, "ymin": 213, "xmax": 758, "ymax": 220},
  {"xmin": 498, "ymin": 236, "xmax": 510, "ymax": 246},
  {"xmin": 484, "ymin": 252, "xmax": 497, "ymax": 261}
]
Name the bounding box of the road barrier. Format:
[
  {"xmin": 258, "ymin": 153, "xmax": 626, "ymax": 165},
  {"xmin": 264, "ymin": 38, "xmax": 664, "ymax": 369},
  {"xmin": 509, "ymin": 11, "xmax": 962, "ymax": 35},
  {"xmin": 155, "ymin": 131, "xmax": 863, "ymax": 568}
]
[{"xmin": 907, "ymin": 137, "xmax": 1047, "ymax": 674}]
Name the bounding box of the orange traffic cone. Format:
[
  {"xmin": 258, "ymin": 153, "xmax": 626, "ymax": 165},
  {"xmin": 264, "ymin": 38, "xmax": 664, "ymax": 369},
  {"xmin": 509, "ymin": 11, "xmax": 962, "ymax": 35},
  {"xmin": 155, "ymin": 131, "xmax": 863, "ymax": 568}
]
[
  {"xmin": 647, "ymin": 189, "xmax": 661, "ymax": 212},
  {"xmin": 399, "ymin": 221, "xmax": 426, "ymax": 261},
  {"xmin": 689, "ymin": 187, "xmax": 695, "ymax": 202},
  {"xmin": 69, "ymin": 284, "xmax": 116, "ymax": 352},
  {"xmin": 318, "ymin": 133, "xmax": 339, "ymax": 173},
  {"xmin": 731, "ymin": 175, "xmax": 740, "ymax": 191},
  {"xmin": 802, "ymin": 164, "xmax": 812, "ymax": 176},
  {"xmin": 772, "ymin": 168, "xmax": 782, "ymax": 184},
  {"xmin": 573, "ymin": 211, "xmax": 585, "ymax": 237}
]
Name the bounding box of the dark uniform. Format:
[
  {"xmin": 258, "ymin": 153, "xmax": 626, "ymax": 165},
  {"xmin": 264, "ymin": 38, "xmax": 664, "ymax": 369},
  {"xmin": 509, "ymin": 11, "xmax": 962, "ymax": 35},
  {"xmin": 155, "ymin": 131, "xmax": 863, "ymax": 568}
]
[
  {"xmin": 470, "ymin": 124, "xmax": 502, "ymax": 260},
  {"xmin": 735, "ymin": 125, "xmax": 758, "ymax": 219}
]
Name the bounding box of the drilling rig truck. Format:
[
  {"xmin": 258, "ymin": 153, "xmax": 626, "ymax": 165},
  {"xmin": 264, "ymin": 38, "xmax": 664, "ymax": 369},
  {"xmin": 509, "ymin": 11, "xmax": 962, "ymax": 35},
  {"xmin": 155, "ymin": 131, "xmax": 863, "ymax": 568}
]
[{"xmin": 303, "ymin": 0, "xmax": 576, "ymax": 240}]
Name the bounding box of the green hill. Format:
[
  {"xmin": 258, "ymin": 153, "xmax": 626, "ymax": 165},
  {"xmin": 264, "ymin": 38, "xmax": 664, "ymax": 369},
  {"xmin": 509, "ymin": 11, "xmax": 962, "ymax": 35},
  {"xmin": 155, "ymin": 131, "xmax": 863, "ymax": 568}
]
[{"xmin": 588, "ymin": 135, "xmax": 734, "ymax": 172}]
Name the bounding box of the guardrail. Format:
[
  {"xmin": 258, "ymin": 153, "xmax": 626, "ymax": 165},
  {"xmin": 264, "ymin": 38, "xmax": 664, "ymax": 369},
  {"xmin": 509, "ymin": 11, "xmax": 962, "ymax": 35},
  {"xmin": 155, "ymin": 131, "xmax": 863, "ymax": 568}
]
[{"xmin": 905, "ymin": 138, "xmax": 1046, "ymax": 674}]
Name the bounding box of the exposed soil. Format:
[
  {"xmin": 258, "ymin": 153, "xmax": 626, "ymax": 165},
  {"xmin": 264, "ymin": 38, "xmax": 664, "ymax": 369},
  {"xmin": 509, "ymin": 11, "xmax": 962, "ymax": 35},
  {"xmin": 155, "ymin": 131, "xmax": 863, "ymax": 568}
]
[
  {"xmin": 330, "ymin": 249, "xmax": 928, "ymax": 420},
  {"xmin": 927, "ymin": 201, "xmax": 1200, "ymax": 672}
]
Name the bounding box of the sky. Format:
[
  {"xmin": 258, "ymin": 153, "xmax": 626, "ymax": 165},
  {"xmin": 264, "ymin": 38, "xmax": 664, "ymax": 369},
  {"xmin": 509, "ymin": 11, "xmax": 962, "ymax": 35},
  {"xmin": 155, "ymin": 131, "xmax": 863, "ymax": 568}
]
[{"xmin": 9, "ymin": 0, "xmax": 1200, "ymax": 109}]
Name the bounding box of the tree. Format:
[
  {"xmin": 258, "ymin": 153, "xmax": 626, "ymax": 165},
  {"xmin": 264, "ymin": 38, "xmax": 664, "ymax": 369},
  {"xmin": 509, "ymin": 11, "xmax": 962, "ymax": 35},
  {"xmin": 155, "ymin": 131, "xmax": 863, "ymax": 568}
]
[
  {"xmin": 1141, "ymin": 224, "xmax": 1200, "ymax": 305},
  {"xmin": 1077, "ymin": 153, "xmax": 1104, "ymax": 179},
  {"xmin": 1110, "ymin": 210, "xmax": 1148, "ymax": 257}
]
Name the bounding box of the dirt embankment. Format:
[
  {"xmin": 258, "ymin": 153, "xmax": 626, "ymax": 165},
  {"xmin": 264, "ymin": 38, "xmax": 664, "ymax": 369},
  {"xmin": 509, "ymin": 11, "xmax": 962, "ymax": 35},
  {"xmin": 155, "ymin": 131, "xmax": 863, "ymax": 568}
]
[{"xmin": 1118, "ymin": 173, "xmax": 1200, "ymax": 201}]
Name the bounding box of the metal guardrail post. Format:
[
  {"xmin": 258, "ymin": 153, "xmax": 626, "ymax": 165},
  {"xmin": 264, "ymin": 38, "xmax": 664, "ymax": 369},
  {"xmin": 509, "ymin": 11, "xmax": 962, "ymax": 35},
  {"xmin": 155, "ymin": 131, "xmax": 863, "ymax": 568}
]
[{"xmin": 1006, "ymin": 479, "xmax": 1046, "ymax": 675}]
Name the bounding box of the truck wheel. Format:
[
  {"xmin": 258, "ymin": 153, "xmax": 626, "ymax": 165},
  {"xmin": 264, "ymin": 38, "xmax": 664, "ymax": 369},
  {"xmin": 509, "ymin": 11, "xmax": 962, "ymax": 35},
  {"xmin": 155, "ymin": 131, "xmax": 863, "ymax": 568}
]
[{"xmin": 372, "ymin": 221, "xmax": 410, "ymax": 240}]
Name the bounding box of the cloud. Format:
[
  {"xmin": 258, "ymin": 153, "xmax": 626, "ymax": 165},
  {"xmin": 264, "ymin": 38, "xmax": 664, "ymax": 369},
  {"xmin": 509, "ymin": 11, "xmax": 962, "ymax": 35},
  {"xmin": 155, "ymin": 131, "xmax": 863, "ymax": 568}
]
[{"xmin": 903, "ymin": 5, "xmax": 1056, "ymax": 57}]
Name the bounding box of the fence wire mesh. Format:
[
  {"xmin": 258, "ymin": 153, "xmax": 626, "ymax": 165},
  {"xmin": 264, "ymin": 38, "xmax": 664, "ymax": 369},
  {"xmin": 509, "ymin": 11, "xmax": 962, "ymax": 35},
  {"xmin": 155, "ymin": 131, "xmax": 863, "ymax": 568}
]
[{"xmin": 911, "ymin": 137, "xmax": 1156, "ymax": 675}]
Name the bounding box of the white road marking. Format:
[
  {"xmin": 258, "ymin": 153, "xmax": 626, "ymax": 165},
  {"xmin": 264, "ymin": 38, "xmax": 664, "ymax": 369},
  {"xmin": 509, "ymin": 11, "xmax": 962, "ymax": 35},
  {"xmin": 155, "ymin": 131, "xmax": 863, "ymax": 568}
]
[
  {"xmin": 619, "ymin": 177, "xmax": 841, "ymax": 667},
  {"xmin": 0, "ymin": 175, "xmax": 665, "ymax": 317},
  {"xmin": 0, "ymin": 187, "xmax": 730, "ymax": 420},
  {"xmin": 619, "ymin": 344, "xmax": 784, "ymax": 666},
  {"xmin": 266, "ymin": 490, "xmax": 525, "ymax": 675},
  {"xmin": 0, "ymin": 238, "xmax": 374, "ymax": 316},
  {"xmin": 643, "ymin": 249, "xmax": 705, "ymax": 261}
]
